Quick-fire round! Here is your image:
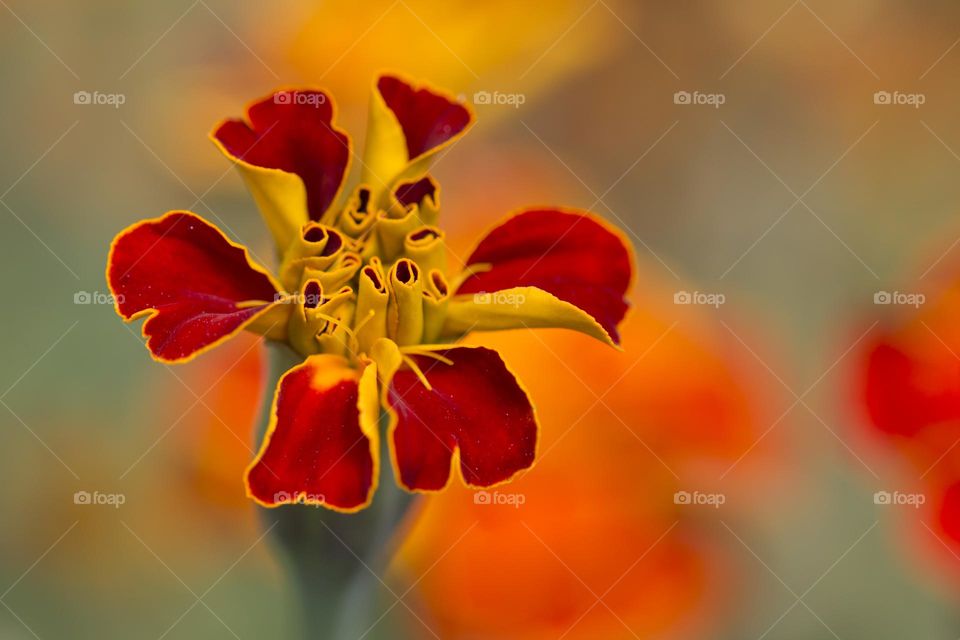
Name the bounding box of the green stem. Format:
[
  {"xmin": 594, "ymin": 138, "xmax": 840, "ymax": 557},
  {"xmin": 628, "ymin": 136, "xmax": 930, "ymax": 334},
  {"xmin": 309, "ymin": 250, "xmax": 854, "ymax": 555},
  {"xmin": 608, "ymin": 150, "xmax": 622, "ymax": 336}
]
[{"xmin": 254, "ymin": 342, "xmax": 418, "ymax": 640}]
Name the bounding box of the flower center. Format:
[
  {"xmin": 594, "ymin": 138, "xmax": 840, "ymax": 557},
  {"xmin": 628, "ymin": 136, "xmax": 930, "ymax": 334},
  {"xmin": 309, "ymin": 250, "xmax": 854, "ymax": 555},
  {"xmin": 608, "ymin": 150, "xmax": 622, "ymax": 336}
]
[{"xmin": 282, "ymin": 183, "xmax": 449, "ymax": 361}]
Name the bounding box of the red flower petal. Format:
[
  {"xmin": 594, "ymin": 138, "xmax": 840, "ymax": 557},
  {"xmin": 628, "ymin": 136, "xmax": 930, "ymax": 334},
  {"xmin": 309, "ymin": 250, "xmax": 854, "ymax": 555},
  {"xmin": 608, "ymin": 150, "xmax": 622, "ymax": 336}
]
[
  {"xmin": 864, "ymin": 340, "xmax": 960, "ymax": 436},
  {"xmin": 377, "ymin": 76, "xmax": 471, "ymax": 160},
  {"xmin": 386, "ymin": 346, "xmax": 538, "ymax": 491},
  {"xmin": 456, "ymin": 208, "xmax": 633, "ymax": 343},
  {"xmin": 213, "ymin": 89, "xmax": 350, "ymax": 221},
  {"xmin": 246, "ymin": 356, "xmax": 378, "ymax": 511},
  {"xmin": 107, "ymin": 211, "xmax": 280, "ymax": 363}
]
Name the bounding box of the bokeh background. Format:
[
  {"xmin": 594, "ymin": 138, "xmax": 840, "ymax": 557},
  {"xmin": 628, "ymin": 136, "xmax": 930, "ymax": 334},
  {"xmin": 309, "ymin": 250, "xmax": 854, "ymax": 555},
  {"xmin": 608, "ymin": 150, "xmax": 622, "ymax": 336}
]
[{"xmin": 3, "ymin": 1, "xmax": 960, "ymax": 638}]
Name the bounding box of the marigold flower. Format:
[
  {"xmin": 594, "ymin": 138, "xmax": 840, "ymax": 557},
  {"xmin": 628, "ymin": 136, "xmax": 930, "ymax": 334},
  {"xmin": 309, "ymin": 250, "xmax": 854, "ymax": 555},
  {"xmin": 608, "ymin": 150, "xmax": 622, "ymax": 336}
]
[{"xmin": 106, "ymin": 74, "xmax": 633, "ymax": 512}]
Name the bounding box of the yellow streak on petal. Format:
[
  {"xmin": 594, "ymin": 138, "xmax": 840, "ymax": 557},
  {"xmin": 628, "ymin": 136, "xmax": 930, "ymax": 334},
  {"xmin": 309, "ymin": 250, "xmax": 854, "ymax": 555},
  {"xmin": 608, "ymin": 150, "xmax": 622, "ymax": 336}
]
[
  {"xmin": 361, "ymin": 73, "xmax": 474, "ymax": 206},
  {"xmin": 442, "ymin": 286, "xmax": 618, "ymax": 349},
  {"xmin": 210, "ymin": 132, "xmax": 309, "ymax": 252}
]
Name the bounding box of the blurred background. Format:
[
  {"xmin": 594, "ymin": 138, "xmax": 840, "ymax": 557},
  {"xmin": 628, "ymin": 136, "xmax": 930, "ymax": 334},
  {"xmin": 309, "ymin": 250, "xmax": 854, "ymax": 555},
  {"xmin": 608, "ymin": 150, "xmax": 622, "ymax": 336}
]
[{"xmin": 3, "ymin": 0, "xmax": 960, "ymax": 637}]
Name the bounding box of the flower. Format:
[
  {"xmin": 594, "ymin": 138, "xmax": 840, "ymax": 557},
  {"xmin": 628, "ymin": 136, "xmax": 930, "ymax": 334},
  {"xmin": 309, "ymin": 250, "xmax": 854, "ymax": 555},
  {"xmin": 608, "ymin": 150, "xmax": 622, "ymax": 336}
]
[
  {"xmin": 286, "ymin": 0, "xmax": 626, "ymax": 108},
  {"xmin": 106, "ymin": 74, "xmax": 634, "ymax": 512},
  {"xmin": 398, "ymin": 303, "xmax": 776, "ymax": 639},
  {"xmin": 858, "ymin": 277, "xmax": 960, "ymax": 586}
]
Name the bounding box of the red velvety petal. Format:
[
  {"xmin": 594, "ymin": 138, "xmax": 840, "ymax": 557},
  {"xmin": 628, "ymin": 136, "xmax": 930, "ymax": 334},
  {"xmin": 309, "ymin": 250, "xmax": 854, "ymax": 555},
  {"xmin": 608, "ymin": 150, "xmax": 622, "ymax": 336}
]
[
  {"xmin": 246, "ymin": 357, "xmax": 375, "ymax": 511},
  {"xmin": 387, "ymin": 347, "xmax": 537, "ymax": 491},
  {"xmin": 456, "ymin": 209, "xmax": 632, "ymax": 343},
  {"xmin": 107, "ymin": 211, "xmax": 279, "ymax": 362},
  {"xmin": 214, "ymin": 90, "xmax": 349, "ymax": 220},
  {"xmin": 378, "ymin": 76, "xmax": 471, "ymax": 159},
  {"xmin": 864, "ymin": 341, "xmax": 960, "ymax": 437}
]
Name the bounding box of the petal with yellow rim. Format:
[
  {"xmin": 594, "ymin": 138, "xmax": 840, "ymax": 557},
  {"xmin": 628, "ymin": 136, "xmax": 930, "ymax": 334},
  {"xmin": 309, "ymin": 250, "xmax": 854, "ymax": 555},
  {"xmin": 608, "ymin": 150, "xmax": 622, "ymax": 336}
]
[
  {"xmin": 362, "ymin": 74, "xmax": 472, "ymax": 197},
  {"xmin": 212, "ymin": 89, "xmax": 350, "ymax": 248},
  {"xmin": 455, "ymin": 208, "xmax": 633, "ymax": 344},
  {"xmin": 107, "ymin": 211, "xmax": 283, "ymax": 363},
  {"xmin": 383, "ymin": 345, "xmax": 538, "ymax": 492},
  {"xmin": 246, "ymin": 355, "xmax": 380, "ymax": 512}
]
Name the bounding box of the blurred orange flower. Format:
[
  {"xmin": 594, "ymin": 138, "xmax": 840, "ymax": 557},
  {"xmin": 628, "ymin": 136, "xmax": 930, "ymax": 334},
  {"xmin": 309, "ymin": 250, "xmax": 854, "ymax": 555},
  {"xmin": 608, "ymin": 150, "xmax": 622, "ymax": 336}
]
[
  {"xmin": 860, "ymin": 274, "xmax": 960, "ymax": 584},
  {"xmin": 395, "ymin": 296, "xmax": 774, "ymax": 639},
  {"xmin": 172, "ymin": 332, "xmax": 266, "ymax": 517},
  {"xmin": 286, "ymin": 0, "xmax": 628, "ymax": 106}
]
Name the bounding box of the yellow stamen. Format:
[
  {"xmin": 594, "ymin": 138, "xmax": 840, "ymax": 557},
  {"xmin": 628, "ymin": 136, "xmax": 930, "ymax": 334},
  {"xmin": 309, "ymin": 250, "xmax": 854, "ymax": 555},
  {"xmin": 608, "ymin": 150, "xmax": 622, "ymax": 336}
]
[
  {"xmin": 400, "ymin": 347, "xmax": 453, "ymax": 366},
  {"xmin": 401, "ymin": 354, "xmax": 433, "ymax": 391}
]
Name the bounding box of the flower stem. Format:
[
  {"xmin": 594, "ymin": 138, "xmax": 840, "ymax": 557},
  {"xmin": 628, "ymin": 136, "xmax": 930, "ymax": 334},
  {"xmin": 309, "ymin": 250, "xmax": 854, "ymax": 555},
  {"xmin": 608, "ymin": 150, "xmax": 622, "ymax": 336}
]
[{"xmin": 254, "ymin": 342, "xmax": 417, "ymax": 640}]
